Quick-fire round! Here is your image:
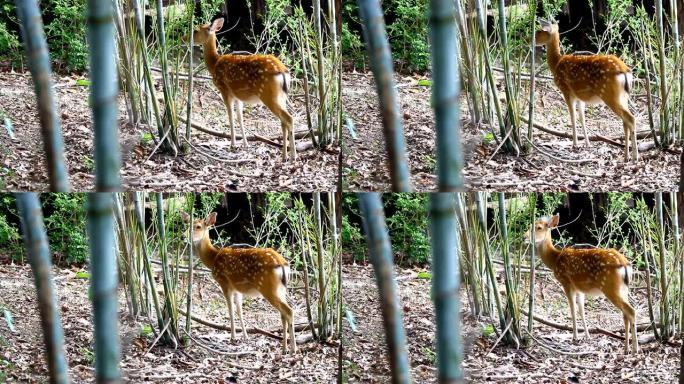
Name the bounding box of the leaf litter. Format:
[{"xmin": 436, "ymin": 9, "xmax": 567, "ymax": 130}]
[{"xmin": 342, "ymin": 264, "xmax": 680, "ymax": 383}]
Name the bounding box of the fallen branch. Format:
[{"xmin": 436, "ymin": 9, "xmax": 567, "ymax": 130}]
[
  {"xmin": 521, "ymin": 116, "xmax": 624, "ymax": 147},
  {"xmin": 523, "ymin": 328, "xmax": 599, "ymax": 356},
  {"xmin": 523, "ymin": 135, "xmax": 597, "ymax": 164},
  {"xmin": 178, "ymin": 307, "xmax": 310, "ymax": 341}
]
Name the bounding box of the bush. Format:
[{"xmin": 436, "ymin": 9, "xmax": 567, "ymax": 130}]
[
  {"xmin": 0, "ymin": 0, "xmax": 88, "ymax": 72},
  {"xmin": 342, "ymin": 0, "xmax": 430, "ymax": 73},
  {"xmin": 0, "ymin": 194, "xmax": 23, "ymax": 263},
  {"xmin": 43, "ymin": 193, "xmax": 89, "ymax": 265}
]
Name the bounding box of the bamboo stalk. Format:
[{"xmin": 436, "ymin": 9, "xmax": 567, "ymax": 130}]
[
  {"xmin": 357, "ymin": 1, "xmax": 412, "ymax": 192},
  {"xmin": 16, "ymin": 193, "xmax": 69, "ymax": 384},
  {"xmin": 87, "ymin": 193, "xmax": 121, "ymax": 382},
  {"xmin": 358, "ymin": 193, "xmax": 411, "ymax": 384},
  {"xmin": 430, "ymin": 193, "xmax": 463, "ymax": 382},
  {"xmin": 88, "ymin": 0, "xmax": 121, "ymax": 191},
  {"xmin": 14, "ymin": 0, "xmax": 70, "ymax": 191},
  {"xmin": 430, "ymin": 0, "xmax": 463, "ymax": 191}
]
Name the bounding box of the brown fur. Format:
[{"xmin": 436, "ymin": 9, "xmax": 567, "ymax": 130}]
[
  {"xmin": 528, "ymin": 214, "xmax": 639, "ymax": 354},
  {"xmin": 181, "ymin": 211, "xmax": 297, "ymax": 354},
  {"xmin": 536, "ymin": 22, "xmax": 637, "ymax": 161}
]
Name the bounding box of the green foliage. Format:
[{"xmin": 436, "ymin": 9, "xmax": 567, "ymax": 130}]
[
  {"xmin": 384, "ymin": 194, "xmax": 430, "ymax": 265},
  {"xmin": 42, "ymin": 0, "xmax": 88, "ymax": 71},
  {"xmin": 341, "ymin": 0, "xmax": 365, "ymax": 68},
  {"xmin": 0, "ymin": 194, "xmax": 23, "ymax": 263},
  {"xmin": 0, "ymin": 0, "xmax": 88, "ymax": 71},
  {"xmin": 342, "ymin": 0, "xmax": 430, "ymax": 72},
  {"xmin": 417, "ymin": 271, "xmax": 431, "ymax": 279},
  {"xmin": 384, "ymin": 0, "xmax": 430, "ymax": 72},
  {"xmin": 43, "ymin": 193, "xmax": 89, "ymax": 265},
  {"xmin": 540, "ymin": 193, "xmax": 564, "ymax": 216},
  {"xmin": 540, "ymin": 0, "xmax": 566, "ymax": 19}
]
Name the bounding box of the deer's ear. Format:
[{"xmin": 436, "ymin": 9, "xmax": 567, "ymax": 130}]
[
  {"xmin": 206, "ymin": 212, "xmax": 218, "ymax": 226},
  {"xmin": 180, "ymin": 212, "xmax": 190, "ymax": 223},
  {"xmin": 549, "ymin": 214, "xmax": 560, "ymax": 228},
  {"xmin": 211, "ymin": 17, "xmax": 224, "ymax": 32},
  {"xmin": 541, "ymin": 24, "xmax": 551, "ymax": 32}
]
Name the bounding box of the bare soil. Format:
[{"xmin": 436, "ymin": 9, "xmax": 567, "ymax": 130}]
[
  {"xmin": 341, "ymin": 72, "xmax": 680, "ymax": 192},
  {"xmin": 0, "ymin": 71, "xmax": 338, "ymax": 192},
  {"xmin": 342, "ymin": 263, "xmax": 681, "ymax": 383},
  {"xmin": 0, "ymin": 263, "xmax": 338, "ymax": 383}
]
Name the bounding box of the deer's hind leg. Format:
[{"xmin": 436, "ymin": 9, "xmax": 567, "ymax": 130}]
[
  {"xmin": 263, "ymin": 97, "xmax": 295, "ymax": 162},
  {"xmin": 604, "ymin": 286, "xmax": 639, "ymax": 354}
]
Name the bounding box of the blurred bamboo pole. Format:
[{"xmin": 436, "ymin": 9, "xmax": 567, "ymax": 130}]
[
  {"xmin": 87, "ymin": 193, "xmax": 121, "ymax": 382},
  {"xmin": 14, "ymin": 1, "xmax": 70, "ymax": 191},
  {"xmin": 88, "ymin": 0, "xmax": 121, "ymax": 190},
  {"xmin": 358, "ymin": 193, "xmax": 411, "ymax": 384},
  {"xmin": 357, "ymin": 1, "xmax": 412, "ymax": 191},
  {"xmin": 430, "ymin": 0, "xmax": 463, "ymax": 191},
  {"xmin": 16, "ymin": 193, "xmax": 69, "ymax": 384},
  {"xmin": 430, "ymin": 193, "xmax": 463, "ymax": 383}
]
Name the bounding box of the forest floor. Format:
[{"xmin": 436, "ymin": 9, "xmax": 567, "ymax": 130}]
[
  {"xmin": 342, "ymin": 71, "xmax": 680, "ymax": 192},
  {"xmin": 0, "ymin": 70, "xmax": 338, "ymax": 192},
  {"xmin": 0, "ymin": 263, "xmax": 338, "ymax": 383},
  {"xmin": 342, "ymin": 263, "xmax": 681, "ymax": 383}
]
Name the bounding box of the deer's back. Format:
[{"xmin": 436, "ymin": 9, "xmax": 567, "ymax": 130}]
[
  {"xmin": 554, "ymin": 247, "xmax": 629, "ymax": 294},
  {"xmin": 554, "ymin": 54, "xmax": 630, "ymax": 103},
  {"xmin": 211, "ymin": 247, "xmax": 288, "ymax": 294}
]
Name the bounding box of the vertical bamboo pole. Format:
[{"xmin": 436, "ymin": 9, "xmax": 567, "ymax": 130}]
[
  {"xmin": 358, "ymin": 192, "xmax": 411, "ymax": 384},
  {"xmin": 88, "ymin": 0, "xmax": 121, "ymax": 190},
  {"xmin": 87, "ymin": 193, "xmax": 121, "ymax": 382},
  {"xmin": 14, "ymin": 1, "xmax": 70, "ymax": 191},
  {"xmin": 185, "ymin": 194, "xmax": 195, "ymax": 341},
  {"xmin": 16, "ymin": 193, "xmax": 69, "ymax": 384},
  {"xmin": 185, "ymin": 1, "xmax": 194, "ymax": 146},
  {"xmin": 430, "ymin": 0, "xmax": 463, "ymax": 191},
  {"xmin": 357, "ymin": 1, "xmax": 412, "ymax": 191},
  {"xmin": 430, "ymin": 193, "xmax": 463, "ymax": 382},
  {"xmin": 526, "ymin": 194, "xmax": 536, "ymax": 335},
  {"xmin": 656, "ymin": 193, "xmax": 671, "ymax": 338}
]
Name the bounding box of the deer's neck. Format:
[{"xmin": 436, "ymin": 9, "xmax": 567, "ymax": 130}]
[
  {"xmin": 202, "ymin": 36, "xmax": 220, "ymax": 76},
  {"xmin": 536, "ymin": 234, "xmax": 560, "ymax": 271},
  {"xmin": 545, "ymin": 34, "xmax": 562, "ymax": 75},
  {"xmin": 194, "ymin": 235, "xmax": 219, "ymax": 269}
]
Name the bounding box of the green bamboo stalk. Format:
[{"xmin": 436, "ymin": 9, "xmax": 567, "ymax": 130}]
[
  {"xmin": 357, "ymin": 192, "xmax": 411, "ymax": 384},
  {"xmin": 656, "ymin": 0, "xmax": 670, "ymax": 143},
  {"xmin": 430, "ymin": 193, "xmax": 463, "ymax": 382},
  {"xmin": 496, "ymin": 0, "xmax": 520, "ymax": 148},
  {"xmin": 131, "ymin": 0, "xmax": 173, "ymax": 153},
  {"xmin": 527, "ymin": 194, "xmax": 536, "ymax": 335},
  {"xmin": 473, "ymin": 0, "xmax": 510, "ymax": 152},
  {"xmin": 16, "ymin": 193, "xmax": 69, "ymax": 384},
  {"xmin": 314, "ymin": 192, "xmax": 328, "ymax": 338},
  {"xmin": 185, "ymin": 193, "xmax": 194, "ymax": 341},
  {"xmin": 88, "ymin": 0, "xmax": 121, "ymax": 190},
  {"xmin": 430, "ymin": 0, "xmax": 463, "ymax": 191},
  {"xmin": 357, "ymin": 1, "xmax": 412, "ymax": 191},
  {"xmin": 14, "ymin": 1, "xmax": 70, "ymax": 191},
  {"xmin": 154, "ymin": 0, "xmax": 178, "ymax": 148},
  {"xmin": 87, "ymin": 193, "xmax": 121, "ymax": 382},
  {"xmin": 656, "ymin": 193, "xmax": 671, "ymax": 338},
  {"xmin": 185, "ymin": 1, "xmax": 194, "ymax": 147},
  {"xmin": 475, "ymin": 192, "xmax": 505, "ymax": 331},
  {"xmin": 497, "ymin": 193, "xmax": 520, "ymax": 344},
  {"xmin": 133, "ymin": 192, "xmax": 164, "ymax": 333},
  {"xmin": 527, "ymin": 9, "xmax": 536, "ymax": 144},
  {"xmin": 156, "ymin": 193, "xmax": 178, "ymax": 342}
]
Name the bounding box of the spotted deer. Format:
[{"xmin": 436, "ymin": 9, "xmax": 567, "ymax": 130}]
[
  {"xmin": 526, "ymin": 214, "xmax": 639, "ymax": 354},
  {"xmin": 191, "ymin": 18, "xmax": 296, "ymax": 161},
  {"xmin": 181, "ymin": 211, "xmax": 297, "ymax": 353},
  {"xmin": 535, "ymin": 20, "xmax": 637, "ymax": 161}
]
